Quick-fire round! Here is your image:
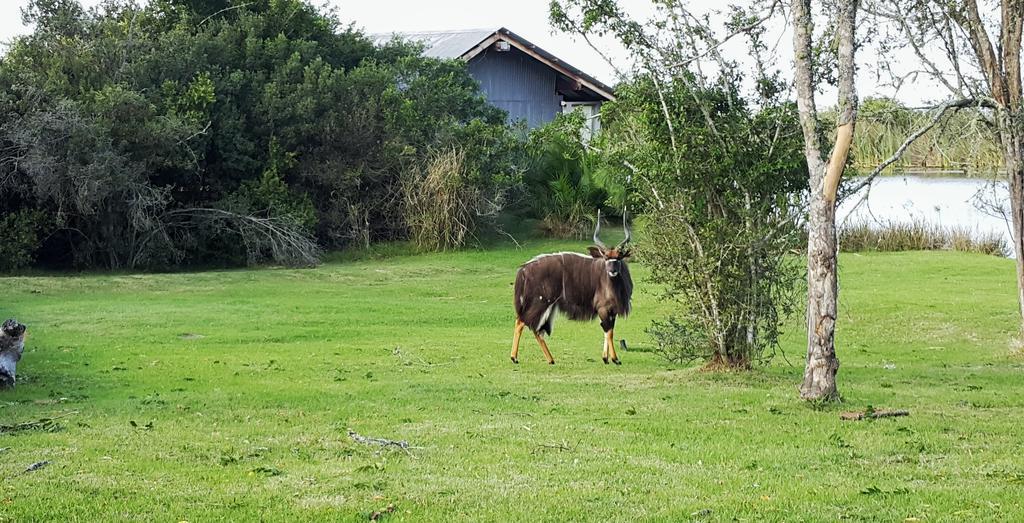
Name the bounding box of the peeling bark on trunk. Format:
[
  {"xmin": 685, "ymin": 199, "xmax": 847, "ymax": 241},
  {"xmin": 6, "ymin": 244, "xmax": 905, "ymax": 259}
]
[
  {"xmin": 803, "ymin": 185, "xmax": 841, "ymax": 399},
  {"xmin": 791, "ymin": 0, "xmax": 857, "ymax": 400}
]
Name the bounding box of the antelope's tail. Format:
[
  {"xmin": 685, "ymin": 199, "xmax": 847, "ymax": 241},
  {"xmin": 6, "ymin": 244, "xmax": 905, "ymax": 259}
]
[{"xmin": 513, "ymin": 268, "xmax": 528, "ymax": 323}]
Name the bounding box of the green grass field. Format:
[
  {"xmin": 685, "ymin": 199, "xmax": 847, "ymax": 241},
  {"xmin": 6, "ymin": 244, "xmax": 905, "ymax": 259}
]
[{"xmin": 2, "ymin": 240, "xmax": 1022, "ymax": 521}]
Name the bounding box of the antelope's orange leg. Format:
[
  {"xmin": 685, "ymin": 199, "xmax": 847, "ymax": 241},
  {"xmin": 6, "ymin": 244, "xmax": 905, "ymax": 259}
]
[
  {"xmin": 606, "ymin": 329, "xmax": 620, "ymax": 365},
  {"xmin": 510, "ymin": 319, "xmax": 526, "ymax": 364},
  {"xmin": 533, "ymin": 332, "xmax": 555, "ymax": 365}
]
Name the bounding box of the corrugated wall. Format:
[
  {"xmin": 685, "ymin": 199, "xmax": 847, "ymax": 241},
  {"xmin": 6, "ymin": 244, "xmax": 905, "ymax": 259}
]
[{"xmin": 468, "ymin": 47, "xmax": 562, "ymax": 129}]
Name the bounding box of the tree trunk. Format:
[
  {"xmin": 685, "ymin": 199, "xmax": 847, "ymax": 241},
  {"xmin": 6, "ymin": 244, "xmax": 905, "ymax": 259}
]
[
  {"xmin": 950, "ymin": 0, "xmax": 1023, "ymax": 330},
  {"xmin": 791, "ymin": 0, "xmax": 857, "ymax": 400},
  {"xmin": 998, "ymin": 110, "xmax": 1024, "ymax": 326},
  {"xmin": 802, "ymin": 187, "xmax": 841, "ymax": 399},
  {"xmin": 998, "ymin": 0, "xmax": 1023, "ymax": 325}
]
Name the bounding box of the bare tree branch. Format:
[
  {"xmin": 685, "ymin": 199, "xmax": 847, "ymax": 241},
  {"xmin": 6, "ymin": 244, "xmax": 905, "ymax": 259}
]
[
  {"xmin": 668, "ymin": 0, "xmax": 781, "ymax": 70},
  {"xmin": 952, "ymin": 0, "xmax": 1005, "ymax": 102},
  {"xmin": 844, "ymin": 98, "xmax": 984, "ymax": 197},
  {"xmin": 198, "ymin": 2, "xmax": 254, "ymax": 26}
]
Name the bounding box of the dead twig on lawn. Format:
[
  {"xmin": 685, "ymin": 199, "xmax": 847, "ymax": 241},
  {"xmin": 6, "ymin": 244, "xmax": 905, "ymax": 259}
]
[
  {"xmin": 20, "ymin": 461, "xmax": 49, "ymax": 474},
  {"xmin": 532, "ymin": 440, "xmax": 578, "ymax": 454},
  {"xmin": 348, "ymin": 429, "xmax": 422, "ymax": 455},
  {"xmin": 0, "ymin": 411, "xmax": 77, "ymax": 434},
  {"xmin": 8, "ymin": 460, "xmax": 50, "ymax": 480},
  {"xmin": 840, "ymin": 409, "xmax": 910, "ymax": 421}
]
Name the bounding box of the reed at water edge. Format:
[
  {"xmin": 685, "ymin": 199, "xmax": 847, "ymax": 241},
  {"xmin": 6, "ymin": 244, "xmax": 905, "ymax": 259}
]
[
  {"xmin": 839, "ymin": 219, "xmax": 1007, "ymax": 257},
  {"xmin": 827, "ymin": 98, "xmax": 1005, "ymax": 175}
]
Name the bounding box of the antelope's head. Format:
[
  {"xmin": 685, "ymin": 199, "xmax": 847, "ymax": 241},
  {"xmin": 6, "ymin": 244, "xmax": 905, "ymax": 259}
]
[{"xmin": 588, "ymin": 209, "xmax": 632, "ymax": 278}]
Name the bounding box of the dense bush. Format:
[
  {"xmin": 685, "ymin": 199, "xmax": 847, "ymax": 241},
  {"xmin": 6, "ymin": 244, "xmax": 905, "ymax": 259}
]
[
  {"xmin": 0, "ymin": 209, "xmax": 47, "ymax": 271},
  {"xmin": 599, "ymin": 75, "xmax": 808, "ymax": 368},
  {"xmin": 523, "ymin": 111, "xmax": 623, "ymax": 237},
  {"xmin": 0, "ymin": 0, "xmax": 520, "ymax": 270}
]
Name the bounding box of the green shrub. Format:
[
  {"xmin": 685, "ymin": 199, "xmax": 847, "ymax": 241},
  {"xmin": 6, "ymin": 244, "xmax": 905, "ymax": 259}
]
[
  {"xmin": 0, "ymin": 210, "xmax": 48, "ymax": 271},
  {"xmin": 524, "ymin": 112, "xmax": 621, "ymax": 237},
  {"xmin": 228, "ymin": 140, "xmax": 316, "ymax": 233},
  {"xmin": 601, "ymin": 76, "xmax": 807, "ymax": 368}
]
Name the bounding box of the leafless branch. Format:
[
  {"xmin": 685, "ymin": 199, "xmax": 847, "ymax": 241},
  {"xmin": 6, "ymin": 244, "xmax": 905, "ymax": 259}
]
[
  {"xmin": 844, "ymin": 98, "xmax": 983, "ymax": 197},
  {"xmin": 667, "ymin": 0, "xmax": 781, "ymax": 70},
  {"xmin": 198, "ymin": 2, "xmax": 254, "ymax": 26},
  {"xmin": 348, "ymin": 429, "xmax": 422, "ymax": 453},
  {"xmin": 164, "ymin": 208, "xmax": 321, "ymax": 267}
]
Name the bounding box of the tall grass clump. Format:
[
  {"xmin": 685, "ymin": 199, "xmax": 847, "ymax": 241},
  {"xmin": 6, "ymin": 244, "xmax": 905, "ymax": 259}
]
[
  {"xmin": 840, "ymin": 219, "xmax": 1007, "ymax": 256},
  {"xmin": 402, "ymin": 148, "xmax": 480, "ymax": 251}
]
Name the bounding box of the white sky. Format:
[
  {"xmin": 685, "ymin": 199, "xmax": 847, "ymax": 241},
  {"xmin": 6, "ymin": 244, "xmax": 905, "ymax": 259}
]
[{"xmin": 0, "ymin": 0, "xmax": 949, "ymax": 105}]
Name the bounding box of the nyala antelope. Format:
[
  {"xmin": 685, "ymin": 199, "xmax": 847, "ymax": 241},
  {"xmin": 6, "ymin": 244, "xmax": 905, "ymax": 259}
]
[{"xmin": 511, "ymin": 211, "xmax": 633, "ymax": 365}]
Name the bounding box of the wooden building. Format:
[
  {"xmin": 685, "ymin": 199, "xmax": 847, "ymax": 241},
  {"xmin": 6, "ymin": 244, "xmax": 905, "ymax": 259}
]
[{"xmin": 372, "ymin": 27, "xmax": 615, "ymax": 133}]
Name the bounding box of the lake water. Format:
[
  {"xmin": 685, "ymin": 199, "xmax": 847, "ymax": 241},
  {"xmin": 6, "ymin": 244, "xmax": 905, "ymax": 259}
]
[{"xmin": 836, "ymin": 175, "xmax": 1015, "ymax": 257}]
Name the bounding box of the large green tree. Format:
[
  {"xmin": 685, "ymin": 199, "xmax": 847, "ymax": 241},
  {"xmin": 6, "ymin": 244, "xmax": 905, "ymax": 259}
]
[{"xmin": 0, "ymin": 0, "xmax": 518, "ymax": 269}]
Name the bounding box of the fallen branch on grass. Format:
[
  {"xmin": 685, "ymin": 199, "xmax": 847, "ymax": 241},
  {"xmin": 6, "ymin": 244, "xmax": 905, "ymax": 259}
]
[
  {"xmin": 21, "ymin": 461, "xmax": 49, "ymax": 474},
  {"xmin": 532, "ymin": 440, "xmax": 578, "ymax": 454},
  {"xmin": 0, "ymin": 411, "xmax": 77, "ymax": 433},
  {"xmin": 840, "ymin": 409, "xmax": 909, "ymax": 421},
  {"xmin": 348, "ymin": 430, "xmax": 422, "ymax": 453}
]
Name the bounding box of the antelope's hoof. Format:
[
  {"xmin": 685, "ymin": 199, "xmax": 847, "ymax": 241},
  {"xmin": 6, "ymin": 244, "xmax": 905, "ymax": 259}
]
[
  {"xmin": 602, "ymin": 357, "xmax": 609, "ymax": 364},
  {"xmin": 612, "ymin": 358, "xmax": 621, "ymax": 365},
  {"xmin": 511, "ymin": 357, "xmax": 519, "ymax": 364},
  {"xmin": 548, "ymin": 360, "xmax": 555, "ymax": 365}
]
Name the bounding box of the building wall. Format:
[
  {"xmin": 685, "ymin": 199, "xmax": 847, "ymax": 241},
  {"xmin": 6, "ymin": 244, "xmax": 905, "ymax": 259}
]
[{"xmin": 467, "ymin": 47, "xmax": 562, "ymax": 129}]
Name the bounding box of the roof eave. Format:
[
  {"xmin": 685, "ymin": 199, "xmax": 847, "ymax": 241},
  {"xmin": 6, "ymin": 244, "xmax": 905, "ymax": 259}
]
[{"xmin": 461, "ymin": 27, "xmax": 616, "ymax": 102}]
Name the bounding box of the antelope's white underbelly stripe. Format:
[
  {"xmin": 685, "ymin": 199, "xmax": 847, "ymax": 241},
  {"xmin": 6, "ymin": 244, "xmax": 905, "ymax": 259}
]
[{"xmin": 538, "ymin": 303, "xmax": 557, "ymax": 330}]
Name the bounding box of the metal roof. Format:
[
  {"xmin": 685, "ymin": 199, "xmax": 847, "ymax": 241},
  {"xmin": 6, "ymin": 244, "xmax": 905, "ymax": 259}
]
[
  {"xmin": 370, "ymin": 28, "xmax": 498, "ymax": 59},
  {"xmin": 369, "ymin": 27, "xmax": 615, "ymax": 101}
]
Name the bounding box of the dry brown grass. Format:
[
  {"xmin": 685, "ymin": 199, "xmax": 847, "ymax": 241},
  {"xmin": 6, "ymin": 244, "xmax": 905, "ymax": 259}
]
[{"xmin": 402, "ymin": 147, "xmax": 479, "ymax": 251}]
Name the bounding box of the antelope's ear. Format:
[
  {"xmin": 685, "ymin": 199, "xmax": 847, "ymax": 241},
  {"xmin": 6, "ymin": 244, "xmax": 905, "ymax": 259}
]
[
  {"xmin": 587, "ymin": 246, "xmax": 605, "ymax": 258},
  {"xmin": 620, "ymin": 249, "xmax": 632, "ymax": 259}
]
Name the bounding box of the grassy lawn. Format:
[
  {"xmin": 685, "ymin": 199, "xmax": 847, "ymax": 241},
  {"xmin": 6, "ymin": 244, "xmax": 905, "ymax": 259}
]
[{"xmin": 1, "ymin": 240, "xmax": 1022, "ymax": 521}]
